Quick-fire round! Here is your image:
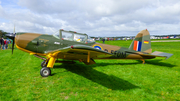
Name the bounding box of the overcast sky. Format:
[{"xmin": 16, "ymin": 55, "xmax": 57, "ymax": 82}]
[{"xmin": 0, "ymin": 0, "xmax": 180, "ymax": 37}]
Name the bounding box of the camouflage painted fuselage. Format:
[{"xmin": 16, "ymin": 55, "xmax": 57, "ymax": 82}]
[{"xmin": 15, "ymin": 30, "xmax": 155, "ymax": 61}]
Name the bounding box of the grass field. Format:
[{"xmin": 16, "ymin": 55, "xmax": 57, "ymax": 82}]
[{"xmin": 0, "ymin": 40, "xmax": 180, "ymax": 100}]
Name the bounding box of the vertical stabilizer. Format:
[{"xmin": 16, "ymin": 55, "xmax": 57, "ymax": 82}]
[{"xmin": 129, "ymin": 29, "xmax": 152, "ymax": 54}]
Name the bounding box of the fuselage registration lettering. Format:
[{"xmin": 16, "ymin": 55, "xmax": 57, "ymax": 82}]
[
  {"xmin": 113, "ymin": 51, "xmax": 126, "ymax": 58},
  {"xmin": 100, "ymin": 48, "xmax": 126, "ymax": 58}
]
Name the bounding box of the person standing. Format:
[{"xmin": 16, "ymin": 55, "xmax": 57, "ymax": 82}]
[
  {"xmin": 9, "ymin": 40, "xmax": 11, "ymax": 49},
  {"xmin": 1, "ymin": 38, "xmax": 4, "ymax": 49},
  {"xmin": 0, "ymin": 38, "xmax": 2, "ymax": 49},
  {"xmin": 102, "ymin": 38, "xmax": 105, "ymax": 44},
  {"xmin": 6, "ymin": 40, "xmax": 9, "ymax": 49},
  {"xmin": 4, "ymin": 39, "xmax": 7, "ymax": 49}
]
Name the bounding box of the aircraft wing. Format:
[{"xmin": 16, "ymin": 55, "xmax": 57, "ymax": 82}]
[{"xmin": 45, "ymin": 45, "xmax": 113, "ymax": 64}]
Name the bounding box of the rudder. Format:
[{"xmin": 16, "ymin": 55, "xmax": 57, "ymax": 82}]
[{"xmin": 129, "ymin": 29, "xmax": 152, "ymax": 54}]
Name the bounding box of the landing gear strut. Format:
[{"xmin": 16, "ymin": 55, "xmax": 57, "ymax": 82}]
[
  {"xmin": 40, "ymin": 67, "xmax": 51, "ymax": 77},
  {"xmin": 141, "ymin": 59, "xmax": 145, "ymax": 64}
]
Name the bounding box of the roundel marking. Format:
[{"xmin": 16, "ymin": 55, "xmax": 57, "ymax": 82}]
[{"xmin": 93, "ymin": 45, "xmax": 103, "ymax": 50}]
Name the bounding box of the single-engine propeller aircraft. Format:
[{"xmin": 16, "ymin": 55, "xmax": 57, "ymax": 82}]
[{"xmin": 6, "ymin": 29, "xmax": 173, "ymax": 77}]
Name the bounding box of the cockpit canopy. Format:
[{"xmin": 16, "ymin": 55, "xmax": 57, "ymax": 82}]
[{"xmin": 53, "ymin": 29, "xmax": 95, "ymax": 43}]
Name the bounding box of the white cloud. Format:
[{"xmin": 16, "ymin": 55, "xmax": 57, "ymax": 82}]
[{"xmin": 0, "ymin": 0, "xmax": 180, "ymax": 36}]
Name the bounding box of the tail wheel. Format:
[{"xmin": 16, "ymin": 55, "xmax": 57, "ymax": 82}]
[{"xmin": 40, "ymin": 67, "xmax": 51, "ymax": 77}]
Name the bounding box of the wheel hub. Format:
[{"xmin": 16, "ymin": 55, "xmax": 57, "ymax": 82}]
[{"xmin": 43, "ymin": 70, "xmax": 49, "ymax": 76}]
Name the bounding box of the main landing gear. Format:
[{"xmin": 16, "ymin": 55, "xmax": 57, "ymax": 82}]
[
  {"xmin": 39, "ymin": 59, "xmax": 76, "ymax": 77},
  {"xmin": 40, "ymin": 60, "xmax": 51, "ymax": 77},
  {"xmin": 34, "ymin": 54, "xmax": 54, "ymax": 77}
]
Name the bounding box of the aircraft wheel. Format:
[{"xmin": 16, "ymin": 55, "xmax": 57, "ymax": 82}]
[
  {"xmin": 40, "ymin": 67, "xmax": 51, "ymax": 77},
  {"xmin": 41, "ymin": 61, "xmax": 47, "ymax": 67}
]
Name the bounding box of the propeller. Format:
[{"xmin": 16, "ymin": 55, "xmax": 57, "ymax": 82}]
[{"xmin": 5, "ymin": 33, "xmax": 16, "ymax": 54}]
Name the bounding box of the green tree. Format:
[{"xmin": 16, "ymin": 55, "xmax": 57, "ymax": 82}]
[{"xmin": 0, "ymin": 30, "xmax": 8, "ymax": 38}]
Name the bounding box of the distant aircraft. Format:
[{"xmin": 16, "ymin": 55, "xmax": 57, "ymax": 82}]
[{"xmin": 6, "ymin": 29, "xmax": 173, "ymax": 77}]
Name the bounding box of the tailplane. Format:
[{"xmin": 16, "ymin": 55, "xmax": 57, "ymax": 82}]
[{"xmin": 129, "ymin": 29, "xmax": 152, "ymax": 54}]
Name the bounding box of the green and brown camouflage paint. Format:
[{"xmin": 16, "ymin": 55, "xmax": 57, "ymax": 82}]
[{"xmin": 14, "ymin": 29, "xmax": 172, "ymax": 65}]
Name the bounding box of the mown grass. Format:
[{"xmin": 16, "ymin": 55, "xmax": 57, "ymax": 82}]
[{"xmin": 0, "ymin": 40, "xmax": 180, "ymax": 100}]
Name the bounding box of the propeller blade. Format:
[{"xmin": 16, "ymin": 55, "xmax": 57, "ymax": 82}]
[
  {"xmin": 5, "ymin": 33, "xmax": 15, "ymax": 54},
  {"xmin": 12, "ymin": 38, "xmax": 15, "ymax": 54}
]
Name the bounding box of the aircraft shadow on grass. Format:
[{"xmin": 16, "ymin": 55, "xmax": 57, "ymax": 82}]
[
  {"xmin": 53, "ymin": 59, "xmax": 175, "ymax": 90},
  {"xmin": 141, "ymin": 59, "xmax": 176, "ymax": 68},
  {"xmin": 53, "ymin": 63, "xmax": 140, "ymax": 91}
]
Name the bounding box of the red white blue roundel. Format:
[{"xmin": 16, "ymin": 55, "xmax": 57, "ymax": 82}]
[{"xmin": 93, "ymin": 45, "xmax": 103, "ymax": 50}]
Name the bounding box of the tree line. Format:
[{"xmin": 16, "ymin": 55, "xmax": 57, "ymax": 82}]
[{"xmin": 0, "ymin": 30, "xmax": 9, "ymax": 39}]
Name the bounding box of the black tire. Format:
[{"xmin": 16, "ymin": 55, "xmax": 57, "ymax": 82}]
[
  {"xmin": 40, "ymin": 67, "xmax": 51, "ymax": 77},
  {"xmin": 41, "ymin": 61, "xmax": 47, "ymax": 67}
]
